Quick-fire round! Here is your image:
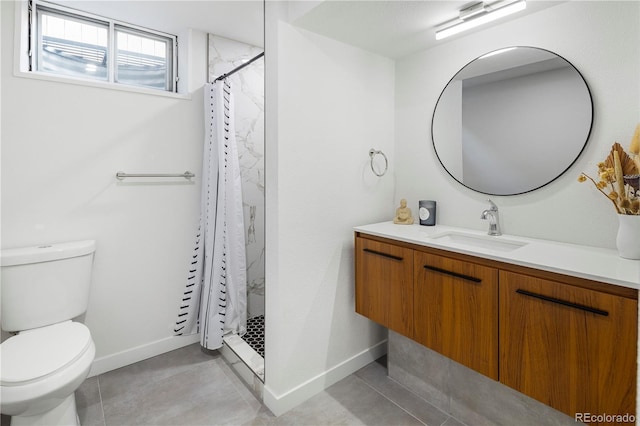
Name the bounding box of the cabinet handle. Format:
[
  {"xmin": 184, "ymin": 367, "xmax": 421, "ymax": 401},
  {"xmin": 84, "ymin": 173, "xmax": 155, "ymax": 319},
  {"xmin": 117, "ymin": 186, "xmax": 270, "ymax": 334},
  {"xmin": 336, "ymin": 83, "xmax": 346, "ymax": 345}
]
[
  {"xmin": 363, "ymin": 248, "xmax": 403, "ymax": 261},
  {"xmin": 515, "ymin": 289, "xmax": 609, "ymax": 316},
  {"xmin": 423, "ymin": 265, "xmax": 482, "ymax": 283}
]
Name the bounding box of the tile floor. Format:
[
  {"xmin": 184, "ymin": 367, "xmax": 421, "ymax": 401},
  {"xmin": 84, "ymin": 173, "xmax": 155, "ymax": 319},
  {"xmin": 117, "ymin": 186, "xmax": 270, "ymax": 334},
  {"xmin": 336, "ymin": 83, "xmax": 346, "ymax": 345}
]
[
  {"xmin": 241, "ymin": 315, "xmax": 265, "ymax": 358},
  {"xmin": 12, "ymin": 343, "xmax": 469, "ymax": 426}
]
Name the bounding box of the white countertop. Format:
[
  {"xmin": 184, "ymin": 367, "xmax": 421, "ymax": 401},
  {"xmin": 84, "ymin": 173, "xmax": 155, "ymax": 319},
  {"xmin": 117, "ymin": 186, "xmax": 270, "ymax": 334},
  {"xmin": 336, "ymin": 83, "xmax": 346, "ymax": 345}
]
[{"xmin": 355, "ymin": 222, "xmax": 640, "ymax": 290}]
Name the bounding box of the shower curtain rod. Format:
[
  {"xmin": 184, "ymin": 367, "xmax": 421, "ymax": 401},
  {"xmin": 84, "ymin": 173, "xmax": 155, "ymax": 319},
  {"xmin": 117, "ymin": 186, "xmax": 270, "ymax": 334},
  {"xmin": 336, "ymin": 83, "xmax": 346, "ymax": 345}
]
[{"xmin": 212, "ymin": 52, "xmax": 264, "ymax": 83}]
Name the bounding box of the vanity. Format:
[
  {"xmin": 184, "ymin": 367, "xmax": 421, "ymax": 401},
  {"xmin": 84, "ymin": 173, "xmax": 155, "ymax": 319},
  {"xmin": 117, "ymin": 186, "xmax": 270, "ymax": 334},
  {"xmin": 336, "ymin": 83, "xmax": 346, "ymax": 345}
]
[
  {"xmin": 353, "ymin": 39, "xmax": 640, "ymax": 424},
  {"xmin": 355, "ymin": 221, "xmax": 639, "ymax": 425}
]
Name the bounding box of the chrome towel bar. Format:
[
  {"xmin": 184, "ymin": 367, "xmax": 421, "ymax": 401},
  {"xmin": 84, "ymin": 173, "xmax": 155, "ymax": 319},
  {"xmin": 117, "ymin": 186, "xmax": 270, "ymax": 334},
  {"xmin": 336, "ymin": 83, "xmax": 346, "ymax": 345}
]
[{"xmin": 116, "ymin": 171, "xmax": 195, "ymax": 180}]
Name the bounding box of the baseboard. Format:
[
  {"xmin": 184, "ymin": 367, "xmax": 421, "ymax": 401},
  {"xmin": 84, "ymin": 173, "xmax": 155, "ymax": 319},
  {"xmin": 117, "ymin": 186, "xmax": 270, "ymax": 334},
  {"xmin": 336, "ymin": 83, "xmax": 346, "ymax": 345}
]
[
  {"xmin": 262, "ymin": 340, "xmax": 387, "ymax": 416},
  {"xmin": 88, "ymin": 334, "xmax": 200, "ymax": 377}
]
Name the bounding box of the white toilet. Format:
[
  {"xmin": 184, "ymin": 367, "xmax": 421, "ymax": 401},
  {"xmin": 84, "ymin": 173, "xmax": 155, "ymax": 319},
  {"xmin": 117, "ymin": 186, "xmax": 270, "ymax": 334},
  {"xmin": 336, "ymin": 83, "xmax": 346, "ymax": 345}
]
[{"xmin": 0, "ymin": 240, "xmax": 96, "ymax": 426}]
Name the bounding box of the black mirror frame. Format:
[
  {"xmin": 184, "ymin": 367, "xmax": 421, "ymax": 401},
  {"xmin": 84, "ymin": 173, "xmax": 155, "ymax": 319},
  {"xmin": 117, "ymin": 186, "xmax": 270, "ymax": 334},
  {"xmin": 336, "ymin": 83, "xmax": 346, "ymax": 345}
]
[{"xmin": 431, "ymin": 46, "xmax": 594, "ymax": 196}]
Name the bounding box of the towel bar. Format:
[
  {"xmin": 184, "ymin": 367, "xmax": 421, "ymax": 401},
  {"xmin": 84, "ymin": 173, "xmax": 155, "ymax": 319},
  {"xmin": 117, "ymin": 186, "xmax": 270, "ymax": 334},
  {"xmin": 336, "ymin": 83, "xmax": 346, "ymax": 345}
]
[{"xmin": 116, "ymin": 171, "xmax": 195, "ymax": 180}]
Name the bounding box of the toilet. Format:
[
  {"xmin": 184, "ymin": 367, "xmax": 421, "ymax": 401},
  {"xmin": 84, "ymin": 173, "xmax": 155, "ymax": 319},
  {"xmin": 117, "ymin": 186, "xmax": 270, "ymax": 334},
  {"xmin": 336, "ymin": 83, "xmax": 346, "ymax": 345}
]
[{"xmin": 0, "ymin": 240, "xmax": 96, "ymax": 426}]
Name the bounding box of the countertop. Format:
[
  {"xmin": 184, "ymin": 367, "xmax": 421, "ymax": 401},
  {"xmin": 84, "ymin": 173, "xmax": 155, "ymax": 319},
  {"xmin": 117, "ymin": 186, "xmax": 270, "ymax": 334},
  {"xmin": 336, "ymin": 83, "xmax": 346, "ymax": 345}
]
[{"xmin": 354, "ymin": 221, "xmax": 640, "ymax": 290}]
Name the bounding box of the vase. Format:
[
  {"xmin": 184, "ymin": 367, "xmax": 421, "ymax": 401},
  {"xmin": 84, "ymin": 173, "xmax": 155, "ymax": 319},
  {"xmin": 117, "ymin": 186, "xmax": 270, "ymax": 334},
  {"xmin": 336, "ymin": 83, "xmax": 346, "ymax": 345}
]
[{"xmin": 616, "ymin": 214, "xmax": 640, "ymax": 260}]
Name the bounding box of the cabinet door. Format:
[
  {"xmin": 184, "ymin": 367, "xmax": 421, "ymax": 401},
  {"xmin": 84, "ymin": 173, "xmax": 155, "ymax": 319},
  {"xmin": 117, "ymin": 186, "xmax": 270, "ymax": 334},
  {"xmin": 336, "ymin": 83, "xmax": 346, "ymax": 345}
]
[
  {"xmin": 500, "ymin": 271, "xmax": 637, "ymax": 420},
  {"xmin": 414, "ymin": 251, "xmax": 499, "ymax": 379},
  {"xmin": 355, "ymin": 237, "xmax": 414, "ymax": 337}
]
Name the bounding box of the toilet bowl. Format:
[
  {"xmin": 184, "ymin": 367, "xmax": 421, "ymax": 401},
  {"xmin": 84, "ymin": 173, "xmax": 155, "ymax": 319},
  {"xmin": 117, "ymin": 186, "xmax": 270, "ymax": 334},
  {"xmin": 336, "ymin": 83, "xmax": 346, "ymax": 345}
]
[
  {"xmin": 1, "ymin": 240, "xmax": 97, "ymax": 426},
  {"xmin": 1, "ymin": 321, "xmax": 96, "ymax": 425}
]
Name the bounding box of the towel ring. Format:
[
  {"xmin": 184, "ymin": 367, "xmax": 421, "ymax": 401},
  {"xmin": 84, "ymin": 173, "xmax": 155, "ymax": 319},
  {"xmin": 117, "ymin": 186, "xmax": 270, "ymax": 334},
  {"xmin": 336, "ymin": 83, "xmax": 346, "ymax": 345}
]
[{"xmin": 369, "ymin": 149, "xmax": 388, "ymax": 177}]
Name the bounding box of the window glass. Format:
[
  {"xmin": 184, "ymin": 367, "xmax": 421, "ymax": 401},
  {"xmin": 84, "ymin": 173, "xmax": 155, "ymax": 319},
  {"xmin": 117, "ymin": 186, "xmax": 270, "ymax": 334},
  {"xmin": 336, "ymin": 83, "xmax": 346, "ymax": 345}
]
[
  {"xmin": 31, "ymin": 1, "xmax": 177, "ymax": 93},
  {"xmin": 115, "ymin": 28, "xmax": 173, "ymax": 91},
  {"xmin": 37, "ymin": 9, "xmax": 109, "ymax": 81}
]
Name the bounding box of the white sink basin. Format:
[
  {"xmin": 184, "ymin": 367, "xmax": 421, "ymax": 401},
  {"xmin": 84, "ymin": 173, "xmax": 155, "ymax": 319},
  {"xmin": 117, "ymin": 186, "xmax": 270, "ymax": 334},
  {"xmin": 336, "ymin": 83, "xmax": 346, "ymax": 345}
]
[{"xmin": 430, "ymin": 231, "xmax": 528, "ymax": 252}]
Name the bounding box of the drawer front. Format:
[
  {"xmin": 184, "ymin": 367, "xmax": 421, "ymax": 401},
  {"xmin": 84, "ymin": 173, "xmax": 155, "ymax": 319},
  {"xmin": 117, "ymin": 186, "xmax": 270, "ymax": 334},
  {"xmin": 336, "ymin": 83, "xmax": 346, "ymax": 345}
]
[
  {"xmin": 355, "ymin": 237, "xmax": 414, "ymax": 337},
  {"xmin": 500, "ymin": 270, "xmax": 637, "ymax": 420},
  {"xmin": 414, "ymin": 251, "xmax": 499, "ymax": 379}
]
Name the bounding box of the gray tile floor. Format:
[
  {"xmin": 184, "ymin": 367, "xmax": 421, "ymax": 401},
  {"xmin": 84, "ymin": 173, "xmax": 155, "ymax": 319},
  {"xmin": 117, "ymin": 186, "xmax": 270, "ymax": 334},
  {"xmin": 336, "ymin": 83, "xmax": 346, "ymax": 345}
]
[{"xmin": 74, "ymin": 343, "xmax": 466, "ymax": 426}]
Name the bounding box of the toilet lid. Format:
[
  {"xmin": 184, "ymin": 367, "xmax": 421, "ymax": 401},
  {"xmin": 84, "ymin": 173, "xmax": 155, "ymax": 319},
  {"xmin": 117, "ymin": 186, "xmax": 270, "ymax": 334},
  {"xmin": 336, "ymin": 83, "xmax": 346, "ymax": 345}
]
[{"xmin": 1, "ymin": 322, "xmax": 92, "ymax": 385}]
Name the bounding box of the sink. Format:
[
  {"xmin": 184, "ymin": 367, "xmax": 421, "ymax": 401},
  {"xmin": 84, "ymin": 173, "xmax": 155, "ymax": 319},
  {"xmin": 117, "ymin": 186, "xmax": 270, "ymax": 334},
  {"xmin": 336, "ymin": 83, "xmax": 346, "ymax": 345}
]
[{"xmin": 430, "ymin": 231, "xmax": 528, "ymax": 252}]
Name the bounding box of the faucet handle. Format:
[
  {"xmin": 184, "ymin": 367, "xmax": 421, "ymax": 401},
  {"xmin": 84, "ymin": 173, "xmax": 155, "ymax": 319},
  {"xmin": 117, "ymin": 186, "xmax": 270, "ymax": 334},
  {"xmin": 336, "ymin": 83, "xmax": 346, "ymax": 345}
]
[{"xmin": 487, "ymin": 199, "xmax": 499, "ymax": 211}]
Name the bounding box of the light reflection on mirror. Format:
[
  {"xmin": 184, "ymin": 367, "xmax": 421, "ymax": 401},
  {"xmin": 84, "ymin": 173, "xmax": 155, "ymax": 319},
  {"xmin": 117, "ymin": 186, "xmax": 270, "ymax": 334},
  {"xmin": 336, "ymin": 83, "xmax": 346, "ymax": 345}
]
[{"xmin": 432, "ymin": 46, "xmax": 593, "ymax": 195}]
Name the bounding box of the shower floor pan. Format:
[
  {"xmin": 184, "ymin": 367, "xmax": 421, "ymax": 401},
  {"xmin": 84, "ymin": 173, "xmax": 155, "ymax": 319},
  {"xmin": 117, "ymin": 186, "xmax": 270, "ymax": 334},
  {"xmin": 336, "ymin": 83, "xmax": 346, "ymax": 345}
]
[{"xmin": 242, "ymin": 314, "xmax": 264, "ymax": 357}]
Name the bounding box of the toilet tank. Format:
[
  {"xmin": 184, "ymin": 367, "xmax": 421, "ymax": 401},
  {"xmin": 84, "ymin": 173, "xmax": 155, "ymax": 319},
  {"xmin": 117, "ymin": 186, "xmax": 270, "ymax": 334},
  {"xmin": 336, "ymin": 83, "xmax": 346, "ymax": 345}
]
[{"xmin": 1, "ymin": 240, "xmax": 96, "ymax": 332}]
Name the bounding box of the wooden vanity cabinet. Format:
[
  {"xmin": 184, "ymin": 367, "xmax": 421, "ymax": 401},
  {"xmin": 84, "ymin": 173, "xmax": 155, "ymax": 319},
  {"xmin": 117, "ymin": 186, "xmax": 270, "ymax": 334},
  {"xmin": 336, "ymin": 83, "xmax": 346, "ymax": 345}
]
[
  {"xmin": 355, "ymin": 237, "xmax": 414, "ymax": 337},
  {"xmin": 500, "ymin": 271, "xmax": 637, "ymax": 419},
  {"xmin": 414, "ymin": 251, "xmax": 499, "ymax": 379},
  {"xmin": 355, "ymin": 232, "xmax": 637, "ymax": 421}
]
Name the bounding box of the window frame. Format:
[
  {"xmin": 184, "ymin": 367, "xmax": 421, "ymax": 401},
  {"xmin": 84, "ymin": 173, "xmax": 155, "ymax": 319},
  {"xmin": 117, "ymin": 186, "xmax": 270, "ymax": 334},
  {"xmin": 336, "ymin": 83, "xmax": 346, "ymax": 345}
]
[{"xmin": 28, "ymin": 0, "xmax": 178, "ymax": 93}]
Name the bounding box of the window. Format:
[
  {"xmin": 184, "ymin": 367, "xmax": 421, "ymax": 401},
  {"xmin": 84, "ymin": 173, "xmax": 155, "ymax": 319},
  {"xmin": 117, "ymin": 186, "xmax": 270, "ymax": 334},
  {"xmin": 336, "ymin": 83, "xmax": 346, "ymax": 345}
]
[{"xmin": 30, "ymin": 1, "xmax": 177, "ymax": 92}]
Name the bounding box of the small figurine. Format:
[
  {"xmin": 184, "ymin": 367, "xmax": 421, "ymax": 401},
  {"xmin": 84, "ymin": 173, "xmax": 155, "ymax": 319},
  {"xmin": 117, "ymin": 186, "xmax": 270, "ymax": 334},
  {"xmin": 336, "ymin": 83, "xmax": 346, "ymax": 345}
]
[{"xmin": 393, "ymin": 199, "xmax": 414, "ymax": 225}]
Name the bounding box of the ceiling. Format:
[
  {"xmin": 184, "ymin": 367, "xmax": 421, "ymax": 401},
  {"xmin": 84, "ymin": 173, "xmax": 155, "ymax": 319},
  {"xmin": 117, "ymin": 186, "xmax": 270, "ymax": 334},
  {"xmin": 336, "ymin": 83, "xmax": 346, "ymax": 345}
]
[
  {"xmin": 52, "ymin": 1, "xmax": 565, "ymax": 59},
  {"xmin": 293, "ymin": 0, "xmax": 565, "ymax": 59},
  {"xmin": 56, "ymin": 1, "xmax": 264, "ymax": 47}
]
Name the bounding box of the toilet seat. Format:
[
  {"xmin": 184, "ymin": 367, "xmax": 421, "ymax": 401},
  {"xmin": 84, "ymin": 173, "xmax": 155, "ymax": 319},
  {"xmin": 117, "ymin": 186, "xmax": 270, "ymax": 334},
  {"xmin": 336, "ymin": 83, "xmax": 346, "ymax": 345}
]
[
  {"xmin": 1, "ymin": 322, "xmax": 92, "ymax": 386},
  {"xmin": 0, "ymin": 321, "xmax": 95, "ymax": 418}
]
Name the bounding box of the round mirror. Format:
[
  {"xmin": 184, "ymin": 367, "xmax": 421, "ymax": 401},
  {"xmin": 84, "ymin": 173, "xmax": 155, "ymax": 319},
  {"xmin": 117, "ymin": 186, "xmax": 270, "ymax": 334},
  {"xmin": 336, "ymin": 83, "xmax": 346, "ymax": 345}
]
[{"xmin": 432, "ymin": 46, "xmax": 593, "ymax": 195}]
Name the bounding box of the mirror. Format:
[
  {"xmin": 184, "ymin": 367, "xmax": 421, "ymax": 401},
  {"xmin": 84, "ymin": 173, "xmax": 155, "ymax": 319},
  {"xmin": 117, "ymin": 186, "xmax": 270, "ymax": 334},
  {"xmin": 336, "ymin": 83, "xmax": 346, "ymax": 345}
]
[{"xmin": 432, "ymin": 46, "xmax": 593, "ymax": 195}]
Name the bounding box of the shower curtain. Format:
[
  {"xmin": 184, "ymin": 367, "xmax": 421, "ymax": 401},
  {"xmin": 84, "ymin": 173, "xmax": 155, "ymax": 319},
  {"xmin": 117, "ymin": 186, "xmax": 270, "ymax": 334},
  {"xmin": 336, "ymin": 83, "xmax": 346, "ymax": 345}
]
[{"xmin": 174, "ymin": 80, "xmax": 247, "ymax": 350}]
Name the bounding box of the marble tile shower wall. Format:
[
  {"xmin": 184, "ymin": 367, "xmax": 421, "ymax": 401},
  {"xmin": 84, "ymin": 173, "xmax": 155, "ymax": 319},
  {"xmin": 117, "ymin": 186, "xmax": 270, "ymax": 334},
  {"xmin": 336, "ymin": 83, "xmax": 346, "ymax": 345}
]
[{"xmin": 208, "ymin": 35, "xmax": 265, "ymax": 318}]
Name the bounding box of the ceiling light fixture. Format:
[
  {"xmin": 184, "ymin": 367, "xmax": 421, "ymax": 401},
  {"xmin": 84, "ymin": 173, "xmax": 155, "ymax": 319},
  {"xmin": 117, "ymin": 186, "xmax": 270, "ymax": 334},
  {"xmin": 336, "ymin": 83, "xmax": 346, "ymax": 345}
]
[{"xmin": 435, "ymin": 0, "xmax": 527, "ymax": 40}]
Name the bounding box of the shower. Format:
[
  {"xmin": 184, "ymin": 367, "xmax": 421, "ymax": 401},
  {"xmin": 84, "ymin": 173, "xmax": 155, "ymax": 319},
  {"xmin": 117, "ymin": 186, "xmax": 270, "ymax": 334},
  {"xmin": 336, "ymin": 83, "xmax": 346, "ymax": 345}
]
[
  {"xmin": 174, "ymin": 33, "xmax": 265, "ymax": 378},
  {"xmin": 206, "ymin": 37, "xmax": 265, "ymax": 365}
]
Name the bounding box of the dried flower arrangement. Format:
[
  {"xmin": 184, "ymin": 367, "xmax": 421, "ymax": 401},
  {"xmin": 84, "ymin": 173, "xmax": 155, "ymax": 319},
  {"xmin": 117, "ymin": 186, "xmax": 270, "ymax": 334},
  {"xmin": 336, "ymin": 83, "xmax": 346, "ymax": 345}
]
[{"xmin": 579, "ymin": 124, "xmax": 640, "ymax": 215}]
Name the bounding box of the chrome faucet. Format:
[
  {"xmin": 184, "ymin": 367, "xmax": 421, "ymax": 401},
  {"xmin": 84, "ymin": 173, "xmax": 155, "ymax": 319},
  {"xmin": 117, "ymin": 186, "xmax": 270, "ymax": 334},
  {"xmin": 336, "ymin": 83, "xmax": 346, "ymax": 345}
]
[{"xmin": 480, "ymin": 199, "xmax": 502, "ymax": 236}]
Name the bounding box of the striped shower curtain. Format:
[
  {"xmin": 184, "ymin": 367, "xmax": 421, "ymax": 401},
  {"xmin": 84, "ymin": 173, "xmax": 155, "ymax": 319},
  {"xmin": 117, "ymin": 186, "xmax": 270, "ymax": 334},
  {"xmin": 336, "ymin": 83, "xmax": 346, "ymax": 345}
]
[{"xmin": 174, "ymin": 80, "xmax": 247, "ymax": 349}]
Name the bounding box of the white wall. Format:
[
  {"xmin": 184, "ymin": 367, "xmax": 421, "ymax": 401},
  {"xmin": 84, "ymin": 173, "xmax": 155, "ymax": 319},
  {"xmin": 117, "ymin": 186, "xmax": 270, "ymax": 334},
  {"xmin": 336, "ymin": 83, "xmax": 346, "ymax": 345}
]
[
  {"xmin": 395, "ymin": 1, "xmax": 640, "ymax": 247},
  {"xmin": 1, "ymin": 1, "xmax": 207, "ymax": 372},
  {"xmin": 263, "ymin": 15, "xmax": 394, "ymax": 414}
]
